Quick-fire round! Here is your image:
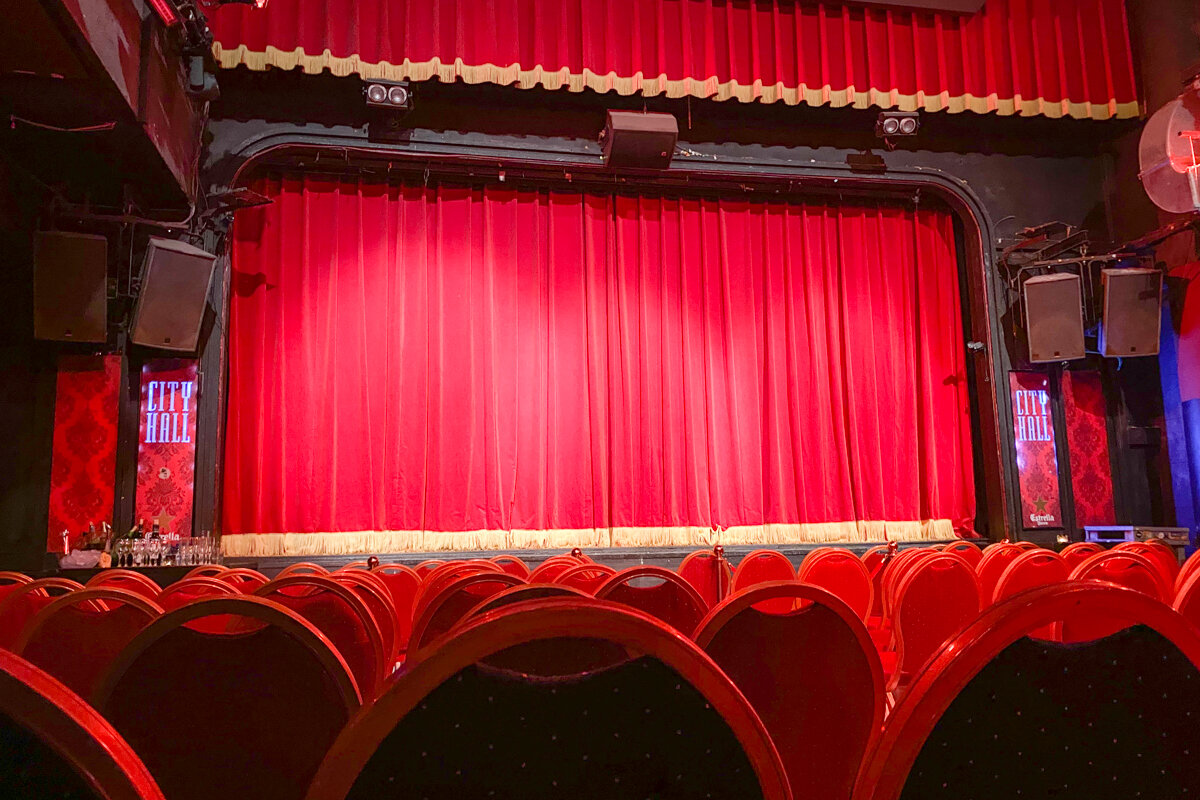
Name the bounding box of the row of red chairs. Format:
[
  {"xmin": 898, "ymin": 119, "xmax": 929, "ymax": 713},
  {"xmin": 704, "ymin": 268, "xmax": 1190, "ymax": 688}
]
[{"xmin": 0, "ymin": 578, "xmax": 1197, "ymax": 800}]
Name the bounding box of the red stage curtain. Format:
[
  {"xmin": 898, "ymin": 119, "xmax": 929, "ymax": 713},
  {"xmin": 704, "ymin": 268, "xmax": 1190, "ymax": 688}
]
[
  {"xmin": 208, "ymin": 0, "xmax": 1137, "ymax": 120},
  {"xmin": 222, "ymin": 174, "xmax": 975, "ymax": 555}
]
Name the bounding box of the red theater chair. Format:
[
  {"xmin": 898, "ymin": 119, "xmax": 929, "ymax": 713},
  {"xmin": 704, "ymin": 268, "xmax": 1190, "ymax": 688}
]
[
  {"xmin": 157, "ymin": 576, "xmax": 237, "ymax": 610},
  {"xmin": 217, "ymin": 568, "xmax": 269, "ymax": 592},
  {"xmin": 731, "ymin": 550, "xmax": 796, "ymax": 595},
  {"xmin": 1114, "ymin": 539, "xmax": 1180, "ymax": 588},
  {"xmin": 412, "ymin": 560, "xmax": 504, "ymax": 620},
  {"xmin": 1012, "ymin": 540, "xmax": 1041, "ymax": 550},
  {"xmin": 695, "ymin": 582, "xmax": 882, "ymax": 800},
  {"xmin": 14, "ymin": 588, "xmax": 161, "ymax": 699},
  {"xmin": 862, "ymin": 544, "xmax": 891, "ymax": 573},
  {"xmin": 338, "ymin": 561, "xmax": 369, "ymax": 571},
  {"xmin": 489, "ymin": 554, "xmax": 531, "ymax": 578},
  {"xmin": 556, "ymin": 562, "xmax": 616, "ymax": 594},
  {"xmin": 887, "ymin": 553, "xmax": 981, "ymax": 694},
  {"xmin": 371, "ymin": 564, "xmax": 421, "ymax": 655},
  {"xmin": 596, "ymin": 566, "xmax": 708, "ymax": 635},
  {"xmin": 1062, "ymin": 550, "xmax": 1173, "ymax": 642},
  {"xmin": 413, "ymin": 559, "xmax": 445, "ymax": 578},
  {"xmin": 460, "ymin": 583, "xmax": 593, "ymax": 623},
  {"xmin": 183, "ymin": 565, "xmax": 227, "ymax": 579},
  {"xmin": 1059, "ymin": 541, "xmax": 1105, "ymax": 570},
  {"xmin": 255, "ymin": 575, "xmax": 387, "ymax": 699},
  {"xmin": 304, "ymin": 601, "xmax": 790, "ymax": 800},
  {"xmin": 331, "ymin": 571, "xmax": 400, "ymax": 666},
  {"xmin": 855, "ymin": 583, "xmax": 1200, "ymax": 800},
  {"xmin": 87, "ymin": 569, "xmax": 162, "ymax": 601},
  {"xmin": 95, "ymin": 596, "xmax": 359, "ymax": 800},
  {"xmin": 1177, "ymin": 549, "xmax": 1200, "ymax": 597},
  {"xmin": 991, "ymin": 548, "xmax": 1069, "ymax": 604},
  {"xmin": 276, "ymin": 562, "xmax": 329, "ymax": 578},
  {"xmin": 941, "ymin": 540, "xmax": 983, "ymax": 569},
  {"xmin": 677, "ymin": 547, "xmax": 732, "ymax": 608},
  {"xmin": 407, "ymin": 571, "xmax": 525, "ymax": 657},
  {"xmin": 974, "ymin": 542, "xmax": 1024, "ymax": 603},
  {"xmin": 527, "ymin": 556, "xmax": 581, "ymax": 583},
  {"xmin": 0, "ymin": 649, "xmax": 165, "ymax": 800},
  {"xmin": 0, "ymin": 577, "xmax": 82, "ymax": 650},
  {"xmin": 796, "ymin": 547, "xmax": 873, "ymax": 621}
]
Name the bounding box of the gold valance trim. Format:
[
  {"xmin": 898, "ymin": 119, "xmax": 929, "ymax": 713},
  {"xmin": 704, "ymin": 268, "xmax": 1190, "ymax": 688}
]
[{"xmin": 211, "ymin": 44, "xmax": 1140, "ymax": 122}]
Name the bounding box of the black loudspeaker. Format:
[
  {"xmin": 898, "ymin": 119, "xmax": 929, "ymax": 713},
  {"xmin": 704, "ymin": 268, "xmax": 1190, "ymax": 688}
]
[
  {"xmin": 1100, "ymin": 268, "xmax": 1162, "ymax": 357},
  {"xmin": 601, "ymin": 111, "xmax": 678, "ymax": 169},
  {"xmin": 1023, "ymin": 273, "xmax": 1085, "ymax": 363},
  {"xmin": 130, "ymin": 237, "xmax": 217, "ymax": 352},
  {"xmin": 33, "ymin": 231, "xmax": 108, "ymax": 342}
]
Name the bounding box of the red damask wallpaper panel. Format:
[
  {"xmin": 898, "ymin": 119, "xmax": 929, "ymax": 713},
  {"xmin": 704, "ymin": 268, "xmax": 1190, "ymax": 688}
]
[
  {"xmin": 135, "ymin": 359, "xmax": 198, "ymax": 537},
  {"xmin": 1009, "ymin": 371, "xmax": 1063, "ymax": 530},
  {"xmin": 47, "ymin": 354, "xmax": 121, "ymax": 553},
  {"xmin": 1062, "ymin": 370, "xmax": 1116, "ymax": 527}
]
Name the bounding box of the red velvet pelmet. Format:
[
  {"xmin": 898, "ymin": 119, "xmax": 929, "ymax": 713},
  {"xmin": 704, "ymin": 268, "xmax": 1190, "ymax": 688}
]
[
  {"xmin": 223, "ymin": 175, "xmax": 975, "ymax": 541},
  {"xmin": 208, "ymin": 0, "xmax": 1138, "ymax": 119}
]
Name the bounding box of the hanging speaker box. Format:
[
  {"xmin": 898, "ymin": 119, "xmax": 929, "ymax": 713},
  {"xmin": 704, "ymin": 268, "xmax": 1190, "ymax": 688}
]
[
  {"xmin": 1023, "ymin": 273, "xmax": 1085, "ymax": 363},
  {"xmin": 130, "ymin": 237, "xmax": 217, "ymax": 353},
  {"xmin": 601, "ymin": 111, "xmax": 678, "ymax": 169},
  {"xmin": 1100, "ymin": 268, "xmax": 1162, "ymax": 357},
  {"xmin": 33, "ymin": 231, "xmax": 108, "ymax": 343}
]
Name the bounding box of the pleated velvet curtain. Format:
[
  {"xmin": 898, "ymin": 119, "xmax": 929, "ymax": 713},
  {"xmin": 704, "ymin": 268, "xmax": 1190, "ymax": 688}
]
[
  {"xmin": 222, "ymin": 174, "xmax": 975, "ymax": 556},
  {"xmin": 208, "ymin": 0, "xmax": 1138, "ymax": 120}
]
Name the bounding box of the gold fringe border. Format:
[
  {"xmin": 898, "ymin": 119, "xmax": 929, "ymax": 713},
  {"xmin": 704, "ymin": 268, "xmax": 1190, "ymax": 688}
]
[
  {"xmin": 211, "ymin": 44, "xmax": 1141, "ymax": 121},
  {"xmin": 221, "ymin": 519, "xmax": 954, "ymax": 558}
]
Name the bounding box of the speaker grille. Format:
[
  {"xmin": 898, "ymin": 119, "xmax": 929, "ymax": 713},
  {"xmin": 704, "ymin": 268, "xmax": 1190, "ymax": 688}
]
[
  {"xmin": 130, "ymin": 238, "xmax": 217, "ymax": 353},
  {"xmin": 1100, "ymin": 268, "xmax": 1161, "ymax": 357},
  {"xmin": 1023, "ymin": 273, "xmax": 1085, "ymax": 363},
  {"xmin": 34, "ymin": 231, "xmax": 108, "ymax": 343}
]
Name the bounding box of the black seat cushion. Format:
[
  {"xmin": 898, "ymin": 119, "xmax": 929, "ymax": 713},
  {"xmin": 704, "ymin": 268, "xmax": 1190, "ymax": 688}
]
[
  {"xmin": 349, "ymin": 652, "xmax": 762, "ymax": 800},
  {"xmin": 0, "ymin": 712, "xmax": 98, "ymax": 799},
  {"xmin": 903, "ymin": 625, "xmax": 1200, "ymax": 798}
]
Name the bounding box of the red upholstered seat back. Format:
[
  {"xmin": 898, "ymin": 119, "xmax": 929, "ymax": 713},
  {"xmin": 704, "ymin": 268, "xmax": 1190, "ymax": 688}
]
[
  {"xmin": 696, "ymin": 582, "xmax": 883, "ymax": 800},
  {"xmin": 880, "ymin": 548, "xmax": 937, "ymax": 620},
  {"xmin": 87, "ymin": 570, "xmax": 162, "ymax": 601},
  {"xmin": 596, "ymin": 567, "xmax": 708, "ymax": 635},
  {"xmin": 556, "ymin": 563, "xmax": 616, "ymax": 594},
  {"xmin": 277, "ymin": 562, "xmax": 329, "ymax": 578},
  {"xmin": 1174, "ymin": 569, "xmax": 1200, "ymax": 631},
  {"xmin": 157, "ymin": 577, "xmax": 238, "ymax": 612},
  {"xmin": 677, "ymin": 550, "xmax": 731, "ymax": 609},
  {"xmin": 255, "ymin": 576, "xmax": 386, "ymax": 699},
  {"xmin": 975, "ymin": 543, "xmax": 1024, "ymax": 604},
  {"xmin": 217, "ymin": 568, "xmax": 268, "ymax": 592},
  {"xmin": 1060, "ymin": 541, "xmax": 1105, "ymax": 571},
  {"xmin": 15, "ymin": 588, "xmax": 161, "ymax": 699},
  {"xmin": 0, "ymin": 578, "xmax": 82, "ymax": 650},
  {"xmin": 414, "ymin": 559, "xmax": 445, "ymax": 578},
  {"xmin": 1114, "ymin": 540, "xmax": 1180, "ymax": 588},
  {"xmin": 732, "ymin": 550, "xmax": 795, "ymax": 594},
  {"xmin": 489, "ymin": 555, "xmax": 531, "ymax": 579},
  {"xmin": 527, "ymin": 557, "xmax": 579, "ymax": 584},
  {"xmin": 95, "ymin": 596, "xmax": 358, "ymax": 800},
  {"xmin": 409, "ymin": 572, "xmax": 525, "ymax": 655},
  {"xmin": 942, "ymin": 541, "xmax": 983, "ymax": 569},
  {"xmin": 993, "ymin": 550, "xmax": 1069, "ymax": 604},
  {"xmin": 461, "ymin": 584, "xmax": 592, "ymax": 626},
  {"xmin": 372, "ymin": 565, "xmax": 421, "ymax": 654},
  {"xmin": 1062, "ymin": 551, "xmax": 1172, "ymax": 642},
  {"xmin": 1177, "ymin": 550, "xmax": 1200, "ymax": 597},
  {"xmin": 892, "ymin": 554, "xmax": 981, "ymax": 690},
  {"xmin": 332, "ymin": 572, "xmax": 400, "ymax": 665},
  {"xmin": 797, "ymin": 548, "xmax": 873, "ymax": 620}
]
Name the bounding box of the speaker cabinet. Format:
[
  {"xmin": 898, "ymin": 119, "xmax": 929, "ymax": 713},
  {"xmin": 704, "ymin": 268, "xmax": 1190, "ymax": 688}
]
[
  {"xmin": 130, "ymin": 237, "xmax": 217, "ymax": 353},
  {"xmin": 601, "ymin": 111, "xmax": 678, "ymax": 169},
  {"xmin": 34, "ymin": 231, "xmax": 108, "ymax": 342},
  {"xmin": 1100, "ymin": 268, "xmax": 1161, "ymax": 357},
  {"xmin": 1023, "ymin": 273, "xmax": 1085, "ymax": 363}
]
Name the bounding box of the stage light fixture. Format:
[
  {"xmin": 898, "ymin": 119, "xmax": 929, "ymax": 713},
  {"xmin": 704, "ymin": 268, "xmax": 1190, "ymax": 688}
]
[
  {"xmin": 364, "ymin": 80, "xmax": 412, "ymax": 111},
  {"xmin": 876, "ymin": 111, "xmax": 920, "ymax": 138}
]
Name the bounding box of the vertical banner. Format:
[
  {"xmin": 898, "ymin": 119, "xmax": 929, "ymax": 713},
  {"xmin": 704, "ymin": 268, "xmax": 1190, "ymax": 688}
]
[
  {"xmin": 47, "ymin": 354, "xmax": 121, "ymax": 553},
  {"xmin": 1062, "ymin": 371, "xmax": 1116, "ymax": 526},
  {"xmin": 136, "ymin": 359, "xmax": 198, "ymax": 537},
  {"xmin": 1010, "ymin": 371, "xmax": 1063, "ymax": 529}
]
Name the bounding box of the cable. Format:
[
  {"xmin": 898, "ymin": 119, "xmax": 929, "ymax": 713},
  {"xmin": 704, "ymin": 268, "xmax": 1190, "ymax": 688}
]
[{"xmin": 9, "ymin": 115, "xmax": 117, "ymax": 133}]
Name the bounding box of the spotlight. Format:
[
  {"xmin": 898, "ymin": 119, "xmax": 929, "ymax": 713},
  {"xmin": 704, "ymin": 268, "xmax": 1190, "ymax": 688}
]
[
  {"xmin": 876, "ymin": 111, "xmax": 921, "ymax": 138},
  {"xmin": 364, "ymin": 80, "xmax": 412, "ymax": 111},
  {"xmin": 147, "ymin": 0, "xmax": 181, "ymax": 26}
]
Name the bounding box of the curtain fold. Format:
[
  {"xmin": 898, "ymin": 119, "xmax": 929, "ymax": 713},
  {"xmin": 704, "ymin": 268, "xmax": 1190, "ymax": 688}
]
[
  {"xmin": 223, "ymin": 175, "xmax": 975, "ymax": 555},
  {"xmin": 208, "ymin": 0, "xmax": 1138, "ymax": 120}
]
